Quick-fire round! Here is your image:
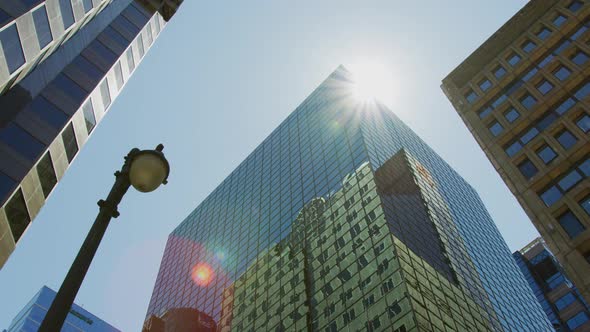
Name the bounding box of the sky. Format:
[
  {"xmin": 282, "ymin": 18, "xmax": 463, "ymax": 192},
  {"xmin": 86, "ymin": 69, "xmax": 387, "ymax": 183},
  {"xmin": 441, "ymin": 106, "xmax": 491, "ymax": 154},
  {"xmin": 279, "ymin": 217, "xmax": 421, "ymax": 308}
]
[{"xmin": 0, "ymin": 1, "xmax": 536, "ymax": 331}]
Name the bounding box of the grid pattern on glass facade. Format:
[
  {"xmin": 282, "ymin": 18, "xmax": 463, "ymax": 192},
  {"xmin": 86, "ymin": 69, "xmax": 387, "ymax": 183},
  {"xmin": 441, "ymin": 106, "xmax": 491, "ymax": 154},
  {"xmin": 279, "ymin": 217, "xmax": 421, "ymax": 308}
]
[
  {"xmin": 146, "ymin": 67, "xmax": 552, "ymax": 331},
  {"xmin": 442, "ymin": 0, "xmax": 590, "ymax": 303}
]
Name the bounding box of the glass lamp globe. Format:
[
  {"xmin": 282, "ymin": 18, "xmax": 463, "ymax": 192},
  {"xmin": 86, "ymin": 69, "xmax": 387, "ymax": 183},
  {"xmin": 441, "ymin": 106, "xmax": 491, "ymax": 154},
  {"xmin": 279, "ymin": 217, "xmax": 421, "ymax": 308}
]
[{"xmin": 129, "ymin": 151, "xmax": 169, "ymax": 193}]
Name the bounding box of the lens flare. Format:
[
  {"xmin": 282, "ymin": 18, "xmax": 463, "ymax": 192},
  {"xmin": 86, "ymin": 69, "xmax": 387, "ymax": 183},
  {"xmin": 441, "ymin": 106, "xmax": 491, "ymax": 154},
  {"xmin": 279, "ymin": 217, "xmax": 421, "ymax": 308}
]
[{"xmin": 191, "ymin": 263, "xmax": 214, "ymax": 286}]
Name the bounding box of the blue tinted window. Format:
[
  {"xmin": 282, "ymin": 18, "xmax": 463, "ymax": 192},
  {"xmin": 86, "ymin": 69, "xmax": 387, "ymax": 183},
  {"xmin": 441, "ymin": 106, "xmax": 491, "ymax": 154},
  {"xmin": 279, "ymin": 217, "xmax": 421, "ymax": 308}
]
[
  {"xmin": 53, "ymin": 74, "xmax": 87, "ymax": 104},
  {"xmin": 554, "ymin": 66, "xmax": 571, "ymax": 81},
  {"xmin": 506, "ymin": 141, "xmax": 523, "ymax": 157},
  {"xmin": 568, "ymin": 1, "xmax": 584, "ymax": 12},
  {"xmin": 576, "ymin": 114, "xmax": 590, "ymax": 133},
  {"xmin": 28, "ymin": 96, "xmax": 69, "ymax": 129},
  {"xmin": 579, "ymin": 159, "xmax": 590, "ymax": 176},
  {"xmin": 0, "ymin": 123, "xmax": 45, "ymax": 161},
  {"xmin": 522, "ymin": 68, "xmax": 538, "ymax": 81},
  {"xmin": 82, "ymin": 0, "xmax": 93, "ymax": 13},
  {"xmin": 541, "ymin": 186, "xmax": 562, "ymax": 206},
  {"xmin": 522, "ymin": 41, "xmax": 536, "ymax": 53},
  {"xmin": 504, "ymin": 108, "xmax": 520, "ymax": 123},
  {"xmin": 465, "ymin": 90, "xmax": 477, "ymax": 104},
  {"xmin": 574, "ymin": 82, "xmax": 590, "ymax": 100},
  {"xmin": 100, "ymin": 79, "xmax": 111, "ymax": 108},
  {"xmin": 556, "ymin": 130, "xmax": 577, "ymax": 150},
  {"xmin": 537, "ymin": 27, "xmax": 552, "ymax": 40},
  {"xmin": 478, "ymin": 107, "xmax": 492, "ymax": 119},
  {"xmin": 82, "ymin": 99, "xmax": 95, "ymax": 133},
  {"xmin": 558, "ymin": 170, "xmax": 582, "ymax": 191},
  {"xmin": 0, "ymin": 24, "xmax": 25, "ymax": 73},
  {"xmin": 520, "ymin": 94, "xmax": 537, "ymax": 110},
  {"xmin": 71, "ymin": 55, "xmax": 105, "ymax": 83},
  {"xmin": 518, "ymin": 159, "xmax": 538, "ymax": 180},
  {"xmin": 537, "ymin": 113, "xmax": 558, "ymax": 131},
  {"xmin": 126, "ymin": 48, "xmax": 135, "ymax": 72},
  {"xmin": 479, "ymin": 79, "xmax": 492, "ymax": 92},
  {"xmin": 572, "ymin": 51, "xmax": 589, "ymax": 66},
  {"xmin": 568, "ymin": 312, "xmax": 590, "ymax": 330},
  {"xmin": 537, "ymin": 80, "xmax": 554, "ymax": 95},
  {"xmin": 558, "ymin": 211, "xmax": 586, "ymax": 239},
  {"xmin": 494, "ymin": 65, "xmax": 507, "ymax": 79},
  {"xmin": 32, "ymin": 6, "xmax": 52, "ymax": 49},
  {"xmin": 62, "ymin": 123, "xmax": 78, "ymax": 162},
  {"xmin": 555, "ymin": 293, "xmax": 576, "ymax": 310},
  {"xmin": 507, "ymin": 53, "xmax": 521, "ymax": 66},
  {"xmin": 572, "ymin": 25, "xmax": 588, "ymax": 40},
  {"xmin": 521, "ymin": 127, "xmax": 540, "ymax": 144},
  {"xmin": 555, "ymin": 98, "xmax": 575, "ymax": 115},
  {"xmin": 59, "ymin": 0, "xmax": 75, "ymax": 28},
  {"xmin": 0, "ymin": 172, "xmax": 16, "ymax": 203},
  {"xmin": 556, "ymin": 40, "xmax": 572, "ymax": 55},
  {"xmin": 0, "ymin": 8, "xmax": 12, "ymax": 27},
  {"xmin": 492, "ymin": 94, "xmax": 508, "ymax": 108},
  {"xmin": 553, "ymin": 15, "xmax": 567, "ymax": 27},
  {"xmin": 489, "ymin": 121, "xmax": 503, "ymax": 137},
  {"xmin": 537, "ymin": 145, "xmax": 557, "ymax": 164},
  {"xmin": 581, "ymin": 196, "xmax": 590, "ymax": 215},
  {"xmin": 539, "ymin": 54, "xmax": 554, "ymax": 68}
]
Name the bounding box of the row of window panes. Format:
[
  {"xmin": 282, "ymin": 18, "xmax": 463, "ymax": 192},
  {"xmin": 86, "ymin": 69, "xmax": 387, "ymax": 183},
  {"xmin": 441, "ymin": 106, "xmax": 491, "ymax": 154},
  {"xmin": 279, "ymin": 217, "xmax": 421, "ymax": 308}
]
[{"xmin": 539, "ymin": 156, "xmax": 590, "ymax": 207}]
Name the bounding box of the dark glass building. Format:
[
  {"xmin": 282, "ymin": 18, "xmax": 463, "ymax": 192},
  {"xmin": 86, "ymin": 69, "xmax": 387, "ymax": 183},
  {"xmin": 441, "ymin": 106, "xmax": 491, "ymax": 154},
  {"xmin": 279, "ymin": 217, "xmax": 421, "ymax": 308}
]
[
  {"xmin": 514, "ymin": 237, "xmax": 590, "ymax": 331},
  {"xmin": 145, "ymin": 67, "xmax": 552, "ymax": 331},
  {"xmin": 6, "ymin": 285, "xmax": 119, "ymax": 331},
  {"xmin": 0, "ymin": 0, "xmax": 182, "ymax": 268}
]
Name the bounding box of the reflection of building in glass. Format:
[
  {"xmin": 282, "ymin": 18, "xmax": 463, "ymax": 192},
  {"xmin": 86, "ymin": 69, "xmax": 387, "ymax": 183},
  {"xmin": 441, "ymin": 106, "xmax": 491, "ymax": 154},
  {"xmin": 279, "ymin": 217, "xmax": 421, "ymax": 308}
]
[
  {"xmin": 6, "ymin": 286, "xmax": 119, "ymax": 331},
  {"xmin": 143, "ymin": 308, "xmax": 216, "ymax": 332},
  {"xmin": 514, "ymin": 238, "xmax": 590, "ymax": 331},
  {"xmin": 442, "ymin": 0, "xmax": 590, "ymax": 302},
  {"xmin": 146, "ymin": 66, "xmax": 552, "ymax": 331},
  {"xmin": 0, "ymin": 0, "xmax": 182, "ymax": 268}
]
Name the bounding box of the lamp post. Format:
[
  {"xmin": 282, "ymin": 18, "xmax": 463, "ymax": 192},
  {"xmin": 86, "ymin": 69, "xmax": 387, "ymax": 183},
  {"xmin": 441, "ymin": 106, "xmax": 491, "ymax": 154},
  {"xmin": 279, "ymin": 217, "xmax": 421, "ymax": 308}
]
[{"xmin": 38, "ymin": 144, "xmax": 170, "ymax": 332}]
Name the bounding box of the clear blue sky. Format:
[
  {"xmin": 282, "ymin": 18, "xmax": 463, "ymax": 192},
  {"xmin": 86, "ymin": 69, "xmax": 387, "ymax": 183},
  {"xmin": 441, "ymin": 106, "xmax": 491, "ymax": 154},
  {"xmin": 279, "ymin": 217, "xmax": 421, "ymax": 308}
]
[{"xmin": 0, "ymin": 1, "xmax": 534, "ymax": 331}]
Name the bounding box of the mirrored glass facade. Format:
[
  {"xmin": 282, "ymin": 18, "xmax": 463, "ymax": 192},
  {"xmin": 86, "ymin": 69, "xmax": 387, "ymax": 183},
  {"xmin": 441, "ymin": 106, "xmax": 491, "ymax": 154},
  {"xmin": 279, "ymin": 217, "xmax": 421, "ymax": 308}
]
[
  {"xmin": 146, "ymin": 67, "xmax": 552, "ymax": 331},
  {"xmin": 0, "ymin": 0, "xmax": 182, "ymax": 268}
]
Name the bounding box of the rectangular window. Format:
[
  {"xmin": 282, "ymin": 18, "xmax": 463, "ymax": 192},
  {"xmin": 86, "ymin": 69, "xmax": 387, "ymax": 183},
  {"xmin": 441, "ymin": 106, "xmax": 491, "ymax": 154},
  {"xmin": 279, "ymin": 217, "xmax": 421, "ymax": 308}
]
[
  {"xmin": 555, "ymin": 98, "xmax": 575, "ymax": 115},
  {"xmin": 489, "ymin": 121, "xmax": 504, "ymax": 137},
  {"xmin": 506, "ymin": 141, "xmax": 523, "ymax": 157},
  {"xmin": 522, "ymin": 40, "xmax": 537, "ymax": 53},
  {"xmin": 555, "ymin": 293, "xmax": 576, "ymax": 310},
  {"xmin": 572, "ymin": 25, "xmax": 588, "ymax": 40},
  {"xmin": 518, "ymin": 159, "xmax": 538, "ymax": 180},
  {"xmin": 537, "ymin": 27, "xmax": 552, "ymax": 40},
  {"xmin": 521, "ymin": 127, "xmax": 540, "ymax": 144},
  {"xmin": 507, "ymin": 52, "xmax": 521, "ymax": 66},
  {"xmin": 574, "ymin": 81, "xmax": 590, "ymax": 100},
  {"xmin": 523, "ymin": 68, "xmax": 538, "ymax": 82},
  {"xmin": 572, "ymin": 50, "xmax": 589, "ymax": 66},
  {"xmin": 541, "ymin": 186, "xmax": 562, "ymax": 206},
  {"xmin": 137, "ymin": 34, "xmax": 145, "ymax": 58},
  {"xmin": 520, "ymin": 94, "xmax": 537, "ymax": 110},
  {"xmin": 538, "ymin": 113, "xmax": 558, "ymax": 131},
  {"xmin": 539, "ymin": 54, "xmax": 554, "ymax": 67},
  {"xmin": 82, "ymin": 0, "xmax": 93, "ymax": 13},
  {"xmin": 558, "ymin": 211, "xmax": 585, "ymax": 239},
  {"xmin": 581, "ymin": 195, "xmax": 590, "ymax": 215},
  {"xmin": 494, "ymin": 65, "xmax": 507, "ymax": 79},
  {"xmin": 537, "ymin": 144, "xmax": 557, "ymax": 164},
  {"xmin": 82, "ymin": 99, "xmax": 96, "ymax": 133},
  {"xmin": 28, "ymin": 96, "xmax": 69, "ymax": 129},
  {"xmin": 32, "ymin": 5, "xmax": 52, "ymax": 49},
  {"xmin": 0, "ymin": 123, "xmax": 45, "ymax": 161},
  {"xmin": 555, "ymin": 40, "xmax": 571, "ymax": 54},
  {"xmin": 62, "ymin": 123, "xmax": 78, "ymax": 163},
  {"xmin": 537, "ymin": 80, "xmax": 554, "ymax": 95},
  {"xmin": 479, "ymin": 79, "xmax": 492, "ymax": 92},
  {"xmin": 554, "ymin": 66, "xmax": 572, "ymax": 81},
  {"xmin": 0, "ymin": 172, "xmax": 16, "ymax": 204},
  {"xmin": 52, "ymin": 73, "xmax": 88, "ymax": 105},
  {"xmin": 58, "ymin": 0, "xmax": 75, "ymax": 29},
  {"xmin": 0, "ymin": 24, "xmax": 25, "ymax": 73},
  {"xmin": 567, "ymin": 1, "xmax": 584, "ymax": 12},
  {"xmin": 504, "ymin": 108, "xmax": 520, "ymax": 123},
  {"xmin": 576, "ymin": 114, "xmax": 590, "ymax": 133},
  {"xmin": 36, "ymin": 153, "xmax": 57, "ymax": 198},
  {"xmin": 114, "ymin": 62, "xmax": 124, "ymax": 89},
  {"xmin": 465, "ymin": 90, "xmax": 478, "ymax": 103},
  {"xmin": 5, "ymin": 189, "xmax": 31, "ymax": 241},
  {"xmin": 126, "ymin": 48, "xmax": 135, "ymax": 72},
  {"xmin": 100, "ymin": 79, "xmax": 111, "ymax": 108},
  {"xmin": 553, "ymin": 14, "xmax": 567, "ymax": 27},
  {"xmin": 557, "ymin": 170, "xmax": 582, "ymax": 191},
  {"xmin": 556, "ymin": 130, "xmax": 577, "ymax": 150}
]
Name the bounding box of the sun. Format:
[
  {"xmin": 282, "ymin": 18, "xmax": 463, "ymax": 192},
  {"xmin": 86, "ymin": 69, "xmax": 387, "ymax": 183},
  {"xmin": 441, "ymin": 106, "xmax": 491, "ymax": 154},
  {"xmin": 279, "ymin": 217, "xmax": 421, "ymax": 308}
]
[
  {"xmin": 347, "ymin": 60, "xmax": 396, "ymax": 106},
  {"xmin": 191, "ymin": 263, "xmax": 214, "ymax": 286}
]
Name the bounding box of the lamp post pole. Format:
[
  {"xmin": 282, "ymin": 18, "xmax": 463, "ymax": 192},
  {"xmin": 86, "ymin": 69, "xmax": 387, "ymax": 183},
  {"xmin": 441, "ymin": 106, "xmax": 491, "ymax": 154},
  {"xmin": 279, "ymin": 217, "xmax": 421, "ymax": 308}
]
[{"xmin": 39, "ymin": 145, "xmax": 169, "ymax": 332}]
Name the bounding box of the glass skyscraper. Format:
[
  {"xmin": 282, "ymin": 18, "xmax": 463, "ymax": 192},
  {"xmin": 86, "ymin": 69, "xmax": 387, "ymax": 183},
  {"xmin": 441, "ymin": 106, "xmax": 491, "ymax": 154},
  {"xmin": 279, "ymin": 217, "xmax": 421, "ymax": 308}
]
[
  {"xmin": 146, "ymin": 67, "xmax": 552, "ymax": 331},
  {"xmin": 6, "ymin": 285, "xmax": 119, "ymax": 331},
  {"xmin": 0, "ymin": 0, "xmax": 182, "ymax": 268}
]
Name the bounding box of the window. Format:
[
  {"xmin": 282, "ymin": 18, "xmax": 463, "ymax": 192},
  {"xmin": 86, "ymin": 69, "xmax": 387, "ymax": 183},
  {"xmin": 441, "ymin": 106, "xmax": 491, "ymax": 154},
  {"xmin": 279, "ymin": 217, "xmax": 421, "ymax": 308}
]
[
  {"xmin": 0, "ymin": 123, "xmax": 45, "ymax": 161},
  {"xmin": 537, "ymin": 27, "xmax": 552, "ymax": 40},
  {"xmin": 465, "ymin": 90, "xmax": 477, "ymax": 104},
  {"xmin": 537, "ymin": 145, "xmax": 557, "ymax": 164},
  {"xmin": 489, "ymin": 121, "xmax": 504, "ymax": 137},
  {"xmin": 541, "ymin": 186, "xmax": 562, "ymax": 206},
  {"xmin": 539, "ymin": 54, "xmax": 554, "ymax": 67},
  {"xmin": 494, "ymin": 65, "xmax": 507, "ymax": 79},
  {"xmin": 558, "ymin": 170, "xmax": 582, "ymax": 191},
  {"xmin": 581, "ymin": 158, "xmax": 590, "ymax": 176},
  {"xmin": 479, "ymin": 79, "xmax": 492, "ymax": 92},
  {"xmin": 522, "ymin": 40, "xmax": 537, "ymax": 53},
  {"xmin": 36, "ymin": 153, "xmax": 57, "ymax": 198},
  {"xmin": 506, "ymin": 141, "xmax": 523, "ymax": 157},
  {"xmin": 572, "ymin": 50, "xmax": 589, "ymax": 66},
  {"xmin": 82, "ymin": 0, "xmax": 93, "ymax": 13},
  {"xmin": 52, "ymin": 73, "xmax": 88, "ymax": 105},
  {"xmin": 114, "ymin": 62, "xmax": 124, "ymax": 89},
  {"xmin": 555, "ymin": 98, "xmax": 575, "ymax": 115},
  {"xmin": 556, "ymin": 130, "xmax": 577, "ymax": 150},
  {"xmin": 554, "ymin": 66, "xmax": 571, "ymax": 81},
  {"xmin": 0, "ymin": 24, "xmax": 25, "ymax": 73},
  {"xmin": 100, "ymin": 80, "xmax": 111, "ymax": 108},
  {"xmin": 82, "ymin": 99, "xmax": 96, "ymax": 133},
  {"xmin": 555, "ymin": 293, "xmax": 576, "ymax": 310},
  {"xmin": 32, "ymin": 6, "xmax": 52, "ymax": 49},
  {"xmin": 568, "ymin": 1, "xmax": 584, "ymax": 12},
  {"xmin": 581, "ymin": 195, "xmax": 590, "ymax": 215},
  {"xmin": 507, "ymin": 52, "xmax": 521, "ymax": 66},
  {"xmin": 574, "ymin": 82, "xmax": 590, "ymax": 100},
  {"xmin": 521, "ymin": 127, "xmax": 540, "ymax": 144},
  {"xmin": 0, "ymin": 172, "xmax": 16, "ymax": 204},
  {"xmin": 520, "ymin": 94, "xmax": 537, "ymax": 110},
  {"xmin": 572, "ymin": 25, "xmax": 588, "ymax": 40},
  {"xmin": 126, "ymin": 48, "xmax": 135, "ymax": 72},
  {"xmin": 0, "ymin": 8, "xmax": 12, "ymax": 27},
  {"xmin": 504, "ymin": 108, "xmax": 520, "ymax": 123},
  {"xmin": 537, "ymin": 80, "xmax": 554, "ymax": 95},
  {"xmin": 558, "ymin": 211, "xmax": 586, "ymax": 239},
  {"xmin": 523, "ymin": 68, "xmax": 538, "ymax": 81},
  {"xmin": 58, "ymin": 0, "xmax": 75, "ymax": 29},
  {"xmin": 537, "ymin": 113, "xmax": 558, "ymax": 131},
  {"xmin": 478, "ymin": 107, "xmax": 492, "ymax": 119},
  {"xmin": 518, "ymin": 159, "xmax": 538, "ymax": 180},
  {"xmin": 28, "ymin": 96, "xmax": 69, "ymax": 129},
  {"xmin": 137, "ymin": 34, "xmax": 145, "ymax": 57},
  {"xmin": 553, "ymin": 14, "xmax": 567, "ymax": 27},
  {"xmin": 62, "ymin": 123, "xmax": 78, "ymax": 163},
  {"xmin": 576, "ymin": 114, "xmax": 590, "ymax": 133},
  {"xmin": 5, "ymin": 189, "xmax": 31, "ymax": 241}
]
